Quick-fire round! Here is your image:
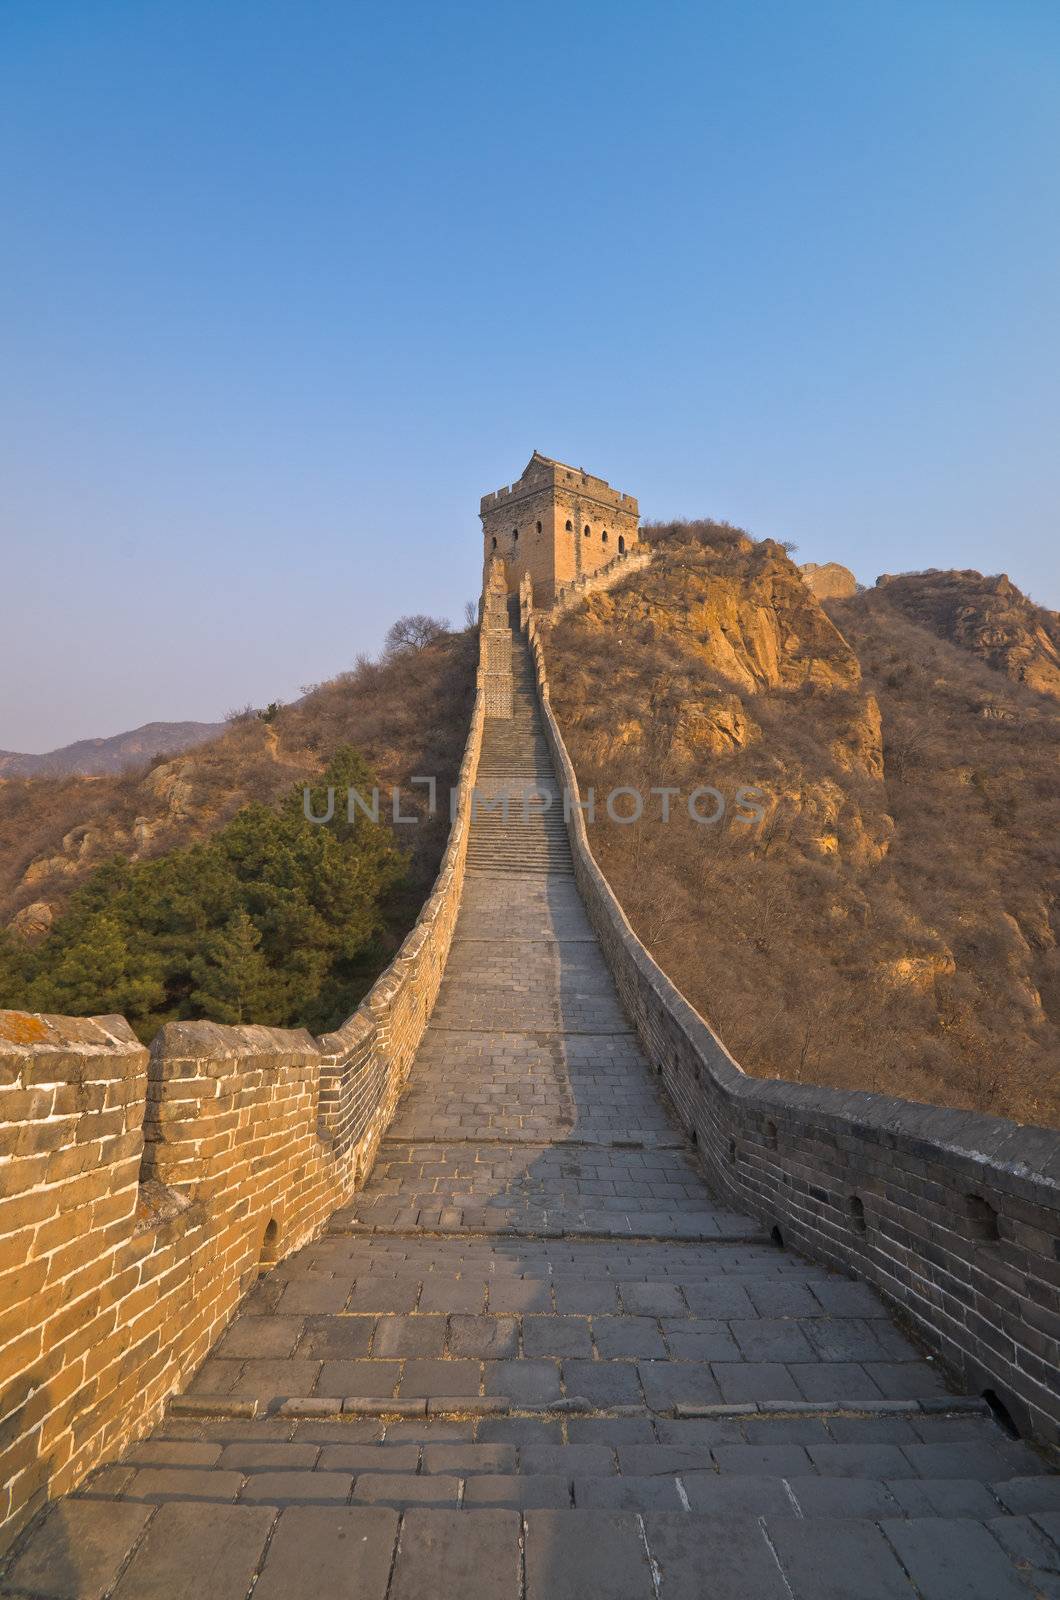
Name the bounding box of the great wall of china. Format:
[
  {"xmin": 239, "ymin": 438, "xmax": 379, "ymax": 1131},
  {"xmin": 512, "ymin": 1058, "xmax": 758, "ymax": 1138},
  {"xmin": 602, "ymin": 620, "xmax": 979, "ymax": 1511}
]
[{"xmin": 1, "ymin": 460, "xmax": 1058, "ymax": 1597}]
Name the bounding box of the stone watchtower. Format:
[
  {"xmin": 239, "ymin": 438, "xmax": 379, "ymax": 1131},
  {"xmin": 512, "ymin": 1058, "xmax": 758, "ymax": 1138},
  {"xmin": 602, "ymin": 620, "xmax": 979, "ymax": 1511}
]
[{"xmin": 480, "ymin": 452, "xmax": 639, "ymax": 608}]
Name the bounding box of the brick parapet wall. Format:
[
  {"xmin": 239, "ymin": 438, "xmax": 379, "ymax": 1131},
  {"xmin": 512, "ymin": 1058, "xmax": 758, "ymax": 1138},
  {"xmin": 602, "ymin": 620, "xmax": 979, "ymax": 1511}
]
[
  {"xmin": 481, "ymin": 556, "xmax": 513, "ymax": 717},
  {"xmin": 0, "ymin": 629, "xmax": 487, "ymax": 1550},
  {"xmin": 547, "ymin": 545, "xmax": 653, "ymax": 620},
  {"xmin": 524, "ymin": 607, "xmax": 1060, "ymax": 1449}
]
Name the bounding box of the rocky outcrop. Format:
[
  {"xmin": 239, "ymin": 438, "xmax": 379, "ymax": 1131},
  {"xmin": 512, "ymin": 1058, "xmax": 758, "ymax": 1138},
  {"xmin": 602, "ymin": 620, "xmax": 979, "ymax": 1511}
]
[
  {"xmin": 7, "ymin": 900, "xmax": 53, "ymax": 939},
  {"xmin": 579, "ymin": 538, "xmax": 861, "ymax": 695},
  {"xmin": 801, "ymin": 561, "xmax": 858, "ymax": 600},
  {"xmin": 875, "ymin": 569, "xmax": 1060, "ymax": 700},
  {"xmin": 545, "ymin": 534, "xmax": 1060, "ymax": 1127}
]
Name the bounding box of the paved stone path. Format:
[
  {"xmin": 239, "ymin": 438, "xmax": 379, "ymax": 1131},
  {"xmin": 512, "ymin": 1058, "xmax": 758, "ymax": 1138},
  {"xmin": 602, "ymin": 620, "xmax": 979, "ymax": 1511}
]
[{"xmin": 6, "ymin": 629, "xmax": 1059, "ymax": 1598}]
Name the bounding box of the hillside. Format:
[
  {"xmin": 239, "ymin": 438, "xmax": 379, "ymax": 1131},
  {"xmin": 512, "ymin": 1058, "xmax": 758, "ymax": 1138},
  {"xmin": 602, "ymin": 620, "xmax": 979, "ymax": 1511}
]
[
  {"xmin": 874, "ymin": 567, "xmax": 1060, "ymax": 700},
  {"xmin": 0, "ymin": 720, "xmax": 224, "ymax": 778},
  {"xmin": 543, "ymin": 525, "xmax": 1060, "ymax": 1127},
  {"xmin": 0, "ymin": 624, "xmax": 476, "ymax": 1034}
]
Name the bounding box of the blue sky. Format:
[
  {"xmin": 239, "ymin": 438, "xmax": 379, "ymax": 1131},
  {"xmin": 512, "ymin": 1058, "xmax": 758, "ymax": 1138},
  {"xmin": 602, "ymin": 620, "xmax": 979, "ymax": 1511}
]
[{"xmin": 2, "ymin": 0, "xmax": 1058, "ymax": 750}]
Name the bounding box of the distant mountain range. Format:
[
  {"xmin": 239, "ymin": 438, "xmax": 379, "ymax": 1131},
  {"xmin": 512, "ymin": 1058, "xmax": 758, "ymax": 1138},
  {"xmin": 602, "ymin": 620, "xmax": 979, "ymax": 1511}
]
[{"xmin": 0, "ymin": 721, "xmax": 225, "ymax": 778}]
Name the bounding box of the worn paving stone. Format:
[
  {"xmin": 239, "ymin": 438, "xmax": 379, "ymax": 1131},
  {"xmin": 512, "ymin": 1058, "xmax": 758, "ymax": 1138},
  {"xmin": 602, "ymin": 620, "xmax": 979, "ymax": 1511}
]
[
  {"xmin": 421, "ymin": 1443, "xmax": 517, "ymax": 1475},
  {"xmin": 124, "ymin": 1470, "xmax": 244, "ymax": 1503},
  {"xmin": 883, "ymin": 1516, "xmax": 1035, "ymax": 1600},
  {"xmin": 214, "ymin": 1317, "xmax": 304, "ymax": 1360},
  {"xmin": 643, "ymin": 1513, "xmax": 791, "ymax": 1599},
  {"xmin": 217, "ymin": 1443, "xmax": 319, "ymax": 1472},
  {"xmin": 389, "ymin": 1510, "xmax": 520, "ymax": 1600},
  {"xmin": 680, "ymin": 1472, "xmax": 793, "ymax": 1516},
  {"xmin": 807, "ymin": 1443, "xmax": 916, "ymax": 1479},
  {"xmin": 122, "ymin": 1441, "xmax": 223, "ymax": 1469},
  {"xmin": 463, "ymin": 1474, "xmax": 571, "ymax": 1509},
  {"xmin": 592, "ymin": 1317, "xmax": 668, "ymax": 1359},
  {"xmin": 371, "ymin": 1315, "xmax": 447, "ymax": 1358},
  {"xmin": 6, "ymin": 1500, "xmax": 152, "ymax": 1600},
  {"xmin": 352, "ymin": 1474, "xmax": 461, "ymax": 1508},
  {"xmin": 111, "ymin": 1503, "xmax": 274, "ymax": 1600},
  {"xmin": 522, "ymin": 1315, "xmax": 594, "ymax": 1358},
  {"xmin": 519, "ymin": 1442, "xmax": 616, "ymax": 1477},
  {"xmin": 314, "ymin": 1360, "xmax": 400, "ymax": 1397},
  {"xmin": 787, "ymin": 1476, "xmax": 903, "ymax": 1518},
  {"xmin": 574, "ymin": 1474, "xmax": 683, "ymax": 1510},
  {"xmin": 765, "ymin": 1517, "xmax": 918, "ymax": 1600},
  {"xmin": 239, "ymin": 1471, "xmax": 353, "ymax": 1504},
  {"xmin": 252, "ymin": 1507, "xmax": 398, "ymax": 1600},
  {"xmin": 316, "ymin": 1443, "xmax": 420, "ymax": 1473},
  {"xmin": 561, "ymin": 1359, "xmax": 644, "ymax": 1408},
  {"xmin": 987, "ymin": 1515, "xmax": 1060, "ymax": 1596},
  {"xmin": 524, "ymin": 1510, "xmax": 655, "ymax": 1599},
  {"xmin": 294, "ymin": 1317, "xmax": 375, "ymax": 1360},
  {"xmin": 713, "ymin": 1443, "xmax": 813, "ymax": 1476},
  {"xmin": 447, "ymin": 1315, "xmax": 519, "ymax": 1358},
  {"xmin": 992, "ymin": 1476, "xmax": 1060, "ymax": 1515}
]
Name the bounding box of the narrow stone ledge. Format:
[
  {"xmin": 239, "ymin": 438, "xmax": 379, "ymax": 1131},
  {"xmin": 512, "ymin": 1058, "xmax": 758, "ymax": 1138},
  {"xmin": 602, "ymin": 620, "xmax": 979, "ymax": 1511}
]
[
  {"xmin": 426, "ymin": 1396, "xmax": 510, "ymax": 1417},
  {"xmin": 275, "ymin": 1397, "xmax": 343, "ymax": 1417},
  {"xmin": 919, "ymin": 1396, "xmax": 991, "ymax": 1416},
  {"xmin": 674, "ymin": 1403, "xmax": 758, "ymax": 1419},
  {"xmin": 341, "ymin": 1397, "xmax": 427, "ymax": 1418},
  {"xmin": 168, "ymin": 1396, "xmax": 260, "ymax": 1419}
]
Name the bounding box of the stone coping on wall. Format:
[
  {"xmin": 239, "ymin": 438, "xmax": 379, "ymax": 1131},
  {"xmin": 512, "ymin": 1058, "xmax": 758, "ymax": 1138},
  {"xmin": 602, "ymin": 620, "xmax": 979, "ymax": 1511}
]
[{"xmin": 523, "ymin": 604, "xmax": 1060, "ymax": 1449}]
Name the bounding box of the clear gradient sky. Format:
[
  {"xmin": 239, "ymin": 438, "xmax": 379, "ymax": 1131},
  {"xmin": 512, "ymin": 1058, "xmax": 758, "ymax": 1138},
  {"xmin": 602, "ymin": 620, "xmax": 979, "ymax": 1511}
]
[{"xmin": 2, "ymin": 0, "xmax": 1058, "ymax": 751}]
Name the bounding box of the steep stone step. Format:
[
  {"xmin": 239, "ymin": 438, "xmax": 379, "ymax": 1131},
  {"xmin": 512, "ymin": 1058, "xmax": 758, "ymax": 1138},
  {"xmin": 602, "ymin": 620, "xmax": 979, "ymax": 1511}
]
[{"xmin": 24, "ymin": 1498, "xmax": 1056, "ymax": 1600}]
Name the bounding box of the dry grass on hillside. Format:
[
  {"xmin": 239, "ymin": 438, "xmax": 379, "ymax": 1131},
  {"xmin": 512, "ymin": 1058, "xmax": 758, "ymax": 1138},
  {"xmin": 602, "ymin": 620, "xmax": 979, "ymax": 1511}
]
[
  {"xmin": 0, "ymin": 627, "xmax": 478, "ymax": 943},
  {"xmin": 544, "ymin": 531, "xmax": 1060, "ymax": 1127}
]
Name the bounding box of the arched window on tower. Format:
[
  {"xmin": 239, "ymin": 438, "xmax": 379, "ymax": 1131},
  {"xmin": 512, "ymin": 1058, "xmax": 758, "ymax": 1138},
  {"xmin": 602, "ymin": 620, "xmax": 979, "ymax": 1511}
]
[
  {"xmin": 565, "ymin": 520, "xmax": 573, "ymax": 532},
  {"xmin": 491, "ymin": 535, "xmax": 497, "ymax": 549},
  {"xmin": 618, "ymin": 534, "xmax": 625, "ymax": 553},
  {"xmin": 602, "ymin": 530, "xmax": 609, "ymax": 543},
  {"xmin": 583, "ymin": 524, "xmax": 590, "ymax": 538},
  {"xmin": 512, "ymin": 527, "xmax": 519, "ymax": 542},
  {"xmin": 536, "ymin": 520, "xmax": 542, "ymax": 534}
]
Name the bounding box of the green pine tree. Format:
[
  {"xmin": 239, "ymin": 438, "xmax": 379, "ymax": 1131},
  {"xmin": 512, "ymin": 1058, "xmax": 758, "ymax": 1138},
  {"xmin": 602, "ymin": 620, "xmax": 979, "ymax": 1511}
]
[
  {"xmin": 32, "ymin": 913, "xmax": 166, "ymax": 1022},
  {"xmin": 189, "ymin": 908, "xmax": 282, "ymax": 1025}
]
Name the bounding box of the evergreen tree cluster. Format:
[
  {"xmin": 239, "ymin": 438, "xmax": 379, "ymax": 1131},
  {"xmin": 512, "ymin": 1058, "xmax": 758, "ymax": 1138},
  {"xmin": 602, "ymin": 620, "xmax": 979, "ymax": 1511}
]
[{"xmin": 0, "ymin": 747, "xmax": 407, "ymax": 1040}]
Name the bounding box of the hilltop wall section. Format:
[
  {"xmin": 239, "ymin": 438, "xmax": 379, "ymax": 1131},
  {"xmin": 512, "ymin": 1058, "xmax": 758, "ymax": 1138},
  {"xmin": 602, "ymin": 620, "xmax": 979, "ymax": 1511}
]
[
  {"xmin": 481, "ymin": 453, "xmax": 639, "ymax": 607},
  {"xmin": 522, "ymin": 587, "xmax": 1060, "ymax": 1450},
  {"xmin": 0, "ymin": 643, "xmax": 488, "ymax": 1550}
]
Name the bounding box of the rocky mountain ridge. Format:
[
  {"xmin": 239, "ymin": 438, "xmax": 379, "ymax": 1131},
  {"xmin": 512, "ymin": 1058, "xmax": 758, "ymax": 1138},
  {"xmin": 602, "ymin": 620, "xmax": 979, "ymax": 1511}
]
[{"xmin": 874, "ymin": 567, "xmax": 1060, "ymax": 700}]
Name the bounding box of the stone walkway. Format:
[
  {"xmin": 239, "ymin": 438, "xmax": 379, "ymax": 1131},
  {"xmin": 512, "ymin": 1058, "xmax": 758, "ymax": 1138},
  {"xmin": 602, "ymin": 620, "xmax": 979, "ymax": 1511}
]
[{"xmin": 5, "ymin": 631, "xmax": 1059, "ymax": 1599}]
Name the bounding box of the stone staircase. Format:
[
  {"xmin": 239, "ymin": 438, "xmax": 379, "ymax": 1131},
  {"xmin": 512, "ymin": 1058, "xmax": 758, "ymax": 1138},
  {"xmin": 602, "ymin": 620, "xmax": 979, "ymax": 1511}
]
[
  {"xmin": 4, "ymin": 618, "xmax": 1059, "ymax": 1600},
  {"xmin": 466, "ymin": 620, "xmax": 573, "ymax": 878}
]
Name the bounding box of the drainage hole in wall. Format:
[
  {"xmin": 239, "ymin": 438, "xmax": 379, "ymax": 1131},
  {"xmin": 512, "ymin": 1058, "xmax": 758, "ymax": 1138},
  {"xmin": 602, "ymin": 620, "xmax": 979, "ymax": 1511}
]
[
  {"xmin": 259, "ymin": 1216, "xmax": 280, "ymax": 1270},
  {"xmin": 982, "ymin": 1389, "xmax": 1020, "ymax": 1438},
  {"xmin": 964, "ymin": 1194, "xmax": 1001, "ymax": 1243},
  {"xmin": 770, "ymin": 1225, "xmax": 785, "ymax": 1250},
  {"xmin": 728, "ymin": 1138, "xmax": 737, "ymax": 1165},
  {"xmin": 765, "ymin": 1121, "xmax": 778, "ymax": 1150},
  {"xmin": 849, "ymin": 1195, "xmax": 867, "ymax": 1234}
]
